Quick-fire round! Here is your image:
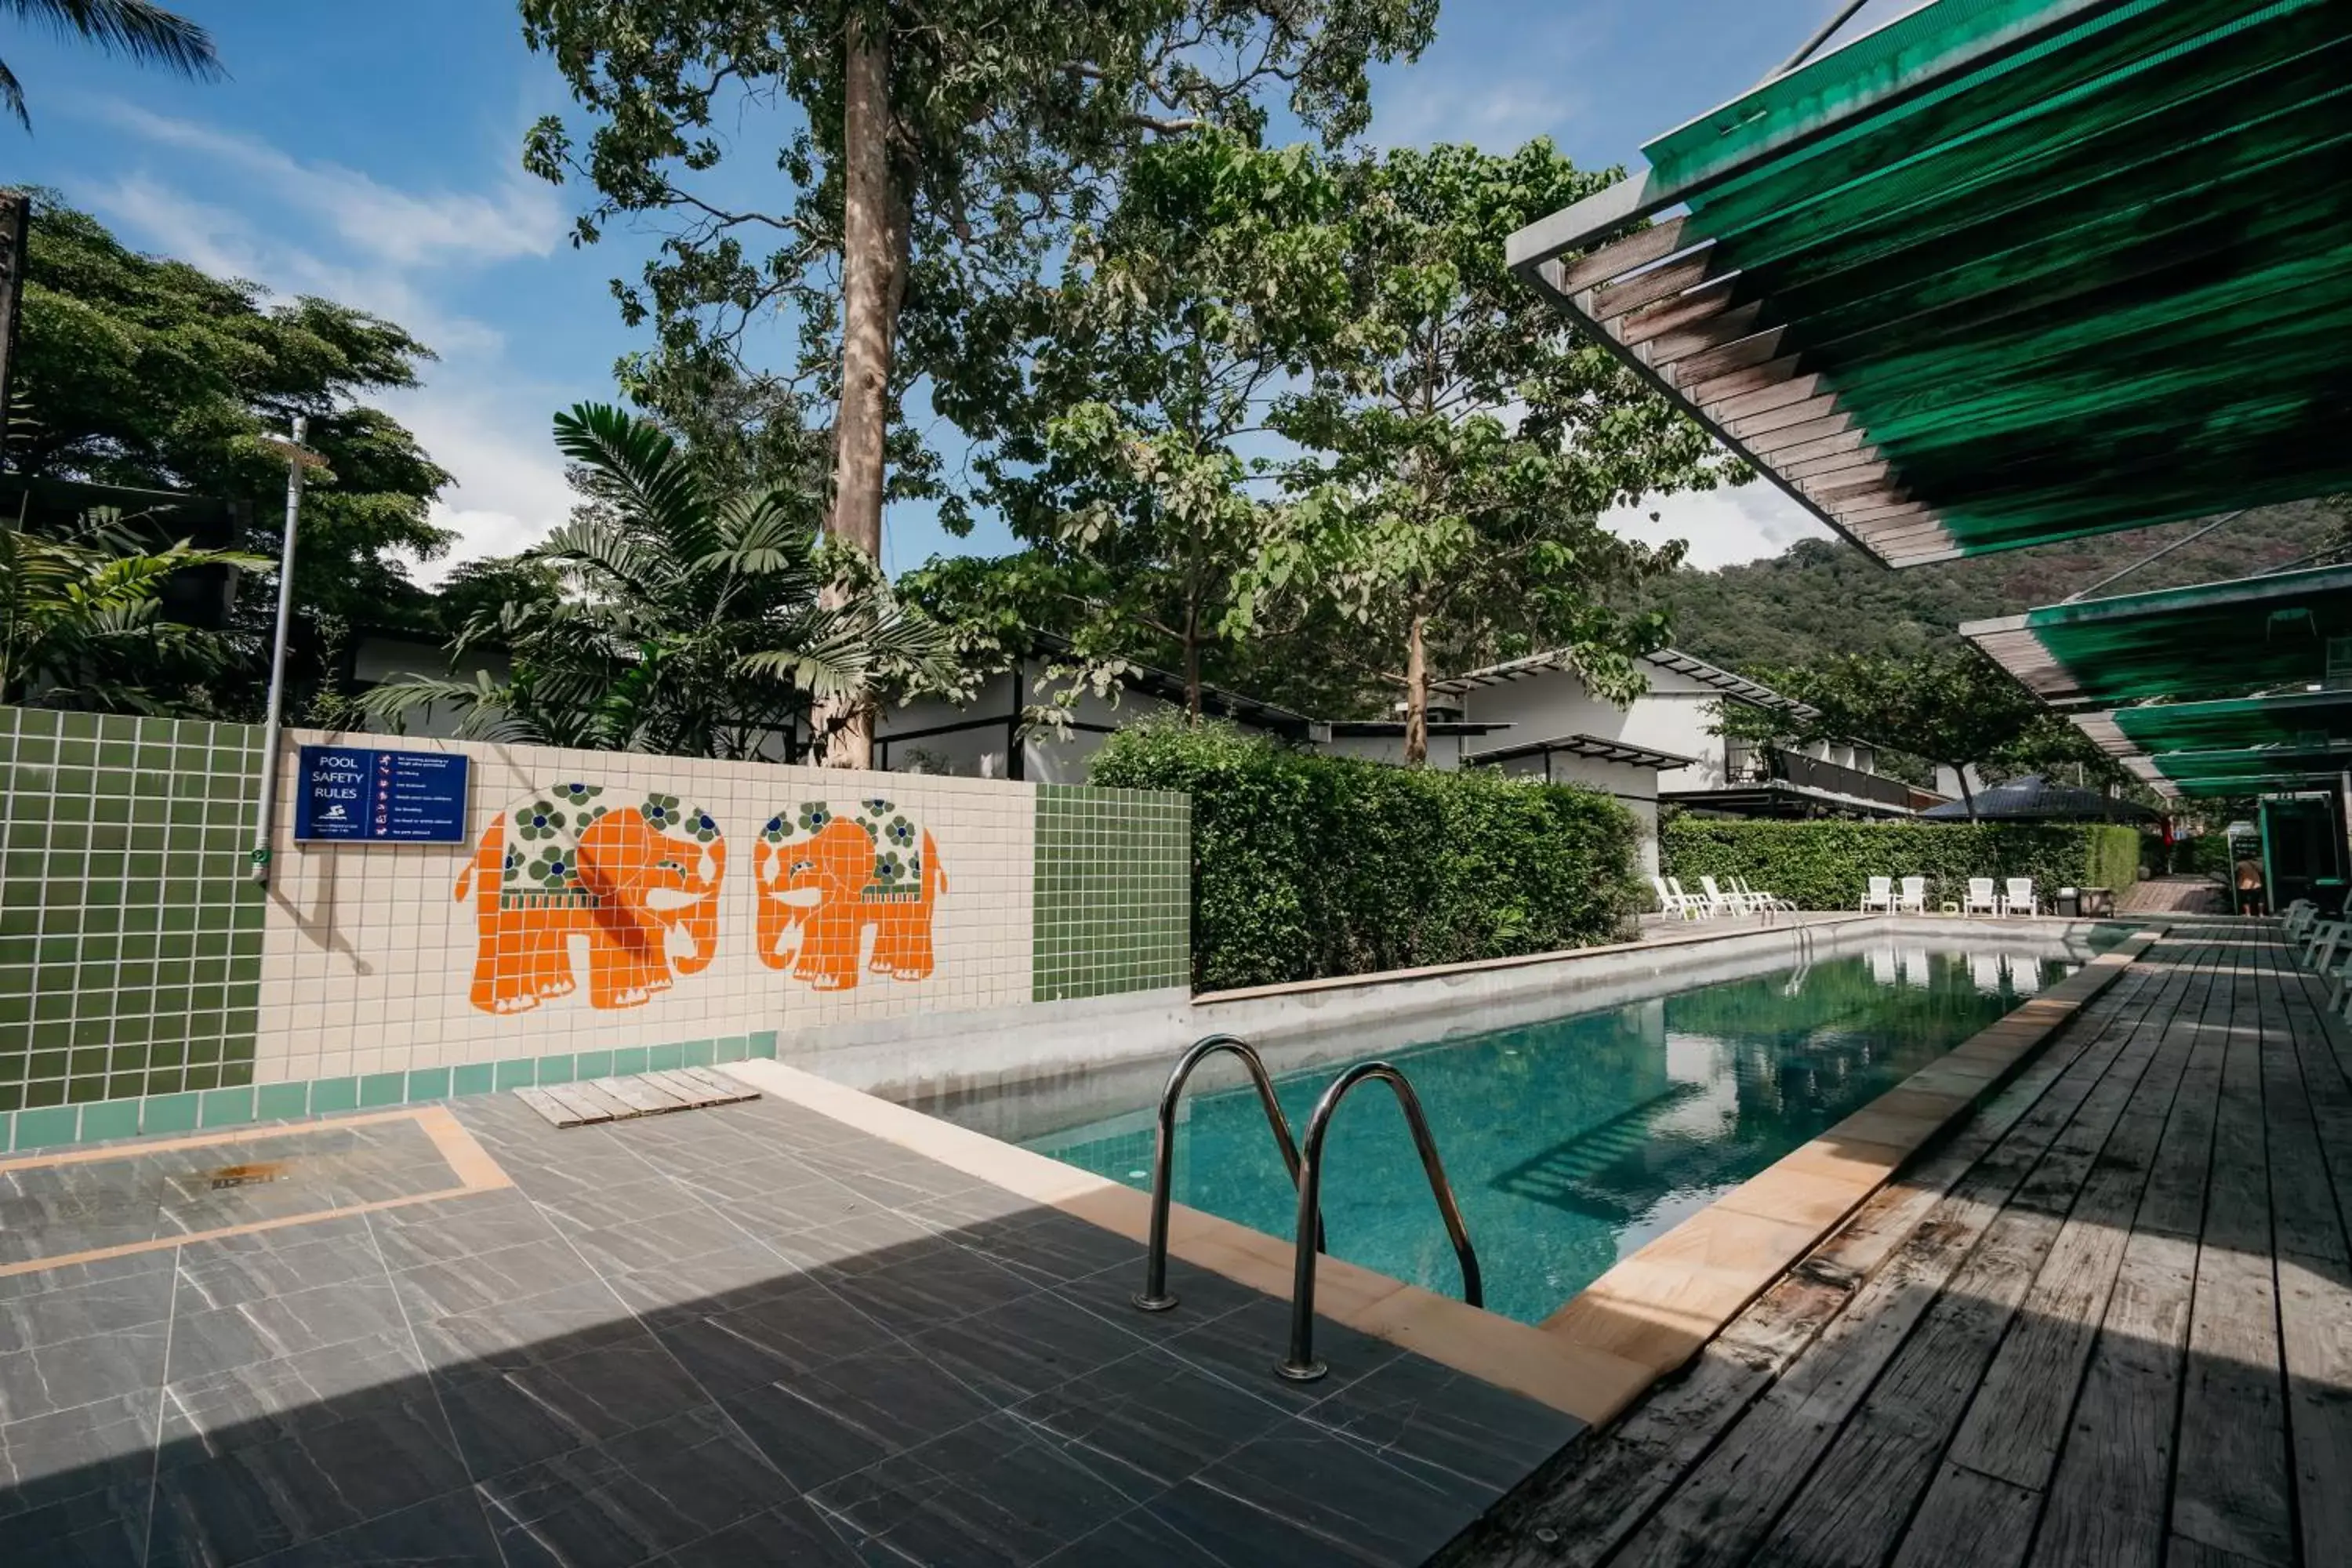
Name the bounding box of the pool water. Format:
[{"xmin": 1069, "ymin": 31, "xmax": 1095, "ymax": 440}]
[{"xmin": 1028, "ymin": 945, "xmax": 2087, "ymax": 1323}]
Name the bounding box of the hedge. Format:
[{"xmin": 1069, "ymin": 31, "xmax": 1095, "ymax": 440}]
[
  {"xmin": 1661, "ymin": 818, "xmax": 2143, "ymax": 912},
  {"xmin": 1089, "ymin": 719, "xmax": 1644, "ymax": 991}
]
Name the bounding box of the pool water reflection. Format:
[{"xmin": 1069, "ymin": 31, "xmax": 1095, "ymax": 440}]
[{"xmin": 1028, "ymin": 945, "xmax": 2082, "ymax": 1323}]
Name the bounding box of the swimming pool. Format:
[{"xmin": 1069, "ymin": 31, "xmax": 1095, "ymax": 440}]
[{"xmin": 1019, "ymin": 941, "xmax": 2104, "ymax": 1323}]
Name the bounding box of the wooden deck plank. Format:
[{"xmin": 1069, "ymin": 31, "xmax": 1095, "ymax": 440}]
[
  {"xmin": 2273, "ymin": 977, "xmax": 2352, "ymax": 1568},
  {"xmin": 2170, "ymin": 934, "xmax": 2295, "ymax": 1566},
  {"xmin": 1888, "ymin": 1462, "xmax": 2041, "ymax": 1568},
  {"xmin": 1600, "ymin": 944, "xmax": 2201, "ymax": 1568},
  {"xmin": 2028, "ymin": 938, "xmax": 2238, "ymax": 1568},
  {"xmin": 1753, "ymin": 945, "xmax": 2209, "ymax": 1568}
]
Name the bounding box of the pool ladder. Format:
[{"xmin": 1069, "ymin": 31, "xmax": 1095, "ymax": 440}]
[{"xmin": 1131, "ymin": 1033, "xmax": 1483, "ymax": 1382}]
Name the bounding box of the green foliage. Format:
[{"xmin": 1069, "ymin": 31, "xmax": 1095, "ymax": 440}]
[
  {"xmin": 1722, "ymin": 644, "xmax": 2123, "ymax": 803},
  {"xmin": 1090, "ymin": 718, "xmax": 1643, "ymax": 990},
  {"xmin": 517, "ymin": 0, "xmax": 1435, "ymax": 537},
  {"xmin": 1660, "ymin": 499, "xmax": 2335, "ymax": 674},
  {"xmin": 942, "ymin": 134, "xmax": 1356, "ymax": 716},
  {"xmin": 362, "ymin": 403, "xmax": 956, "ymax": 758},
  {"xmin": 17, "ymin": 196, "xmax": 452, "ymax": 625},
  {"xmin": 1661, "ymin": 819, "xmax": 2145, "ymax": 913},
  {"xmin": 0, "ymin": 1, "xmax": 222, "ymax": 129},
  {"xmin": 1273, "ymin": 142, "xmax": 1730, "ymax": 759},
  {"xmin": 0, "ymin": 515, "xmax": 262, "ymax": 710}
]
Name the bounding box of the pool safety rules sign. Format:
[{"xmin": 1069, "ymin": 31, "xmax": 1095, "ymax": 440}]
[{"xmin": 293, "ymin": 746, "xmax": 470, "ymax": 844}]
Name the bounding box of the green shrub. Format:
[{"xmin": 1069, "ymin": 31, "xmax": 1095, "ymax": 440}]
[
  {"xmin": 1661, "ymin": 818, "xmax": 2143, "ymax": 912},
  {"xmin": 1089, "ymin": 719, "xmax": 1644, "ymax": 991}
]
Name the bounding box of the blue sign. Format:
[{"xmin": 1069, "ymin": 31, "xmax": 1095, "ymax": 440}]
[{"xmin": 294, "ymin": 746, "xmax": 470, "ymax": 844}]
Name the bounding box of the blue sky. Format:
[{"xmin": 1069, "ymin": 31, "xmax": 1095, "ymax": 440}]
[{"xmin": 3, "ymin": 0, "xmax": 1867, "ymax": 582}]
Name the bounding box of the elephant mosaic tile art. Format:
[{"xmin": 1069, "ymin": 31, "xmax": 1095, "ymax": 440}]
[
  {"xmin": 456, "ymin": 787, "xmax": 950, "ymax": 1014},
  {"xmin": 254, "ymin": 733, "xmax": 1045, "ymax": 1092}
]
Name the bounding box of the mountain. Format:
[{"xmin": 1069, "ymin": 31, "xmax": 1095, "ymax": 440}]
[{"xmin": 1656, "ymin": 499, "xmax": 2339, "ymax": 676}]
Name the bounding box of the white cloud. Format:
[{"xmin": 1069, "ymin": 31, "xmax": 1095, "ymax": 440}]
[
  {"xmin": 71, "ymin": 100, "xmax": 585, "ymax": 582},
  {"xmin": 90, "ymin": 101, "xmax": 561, "ymax": 268},
  {"xmin": 383, "ymin": 387, "xmax": 577, "ymax": 583},
  {"xmin": 1606, "ymin": 480, "xmax": 1830, "ymax": 571}
]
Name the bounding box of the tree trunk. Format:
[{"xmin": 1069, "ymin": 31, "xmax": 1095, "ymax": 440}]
[
  {"xmin": 1182, "ymin": 601, "xmax": 1202, "ymax": 720},
  {"xmin": 1957, "ymin": 767, "xmax": 1978, "ymax": 821},
  {"xmin": 819, "ymin": 10, "xmax": 895, "ymax": 770},
  {"xmin": 1403, "ymin": 612, "xmax": 1428, "ymax": 768}
]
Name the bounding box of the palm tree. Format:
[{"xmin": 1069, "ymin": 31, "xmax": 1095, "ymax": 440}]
[
  {"xmin": 2, "ymin": 0, "xmax": 223, "ymax": 129},
  {"xmin": 0, "ymin": 510, "xmax": 259, "ymax": 709},
  {"xmin": 365, "ymin": 402, "xmax": 956, "ymax": 760}
]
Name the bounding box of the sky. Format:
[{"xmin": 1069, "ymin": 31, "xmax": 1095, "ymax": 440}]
[{"xmin": 2, "ymin": 0, "xmax": 1871, "ymax": 583}]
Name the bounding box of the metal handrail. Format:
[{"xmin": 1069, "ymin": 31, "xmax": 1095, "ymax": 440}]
[
  {"xmin": 1278, "ymin": 1061, "xmax": 1483, "ymax": 1382},
  {"xmin": 1133, "ymin": 1033, "xmax": 1323, "ymax": 1313}
]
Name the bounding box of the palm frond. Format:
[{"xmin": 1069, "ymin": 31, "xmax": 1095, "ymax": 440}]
[
  {"xmin": 550, "ymin": 403, "xmax": 722, "ymax": 564},
  {"xmin": 5, "ymin": 0, "xmax": 223, "ymax": 74}
]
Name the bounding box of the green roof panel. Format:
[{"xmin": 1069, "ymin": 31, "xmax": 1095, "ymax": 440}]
[
  {"xmin": 1962, "ymin": 564, "xmax": 2352, "ymax": 706},
  {"xmin": 1509, "ymin": 0, "xmax": 2352, "ymax": 567}
]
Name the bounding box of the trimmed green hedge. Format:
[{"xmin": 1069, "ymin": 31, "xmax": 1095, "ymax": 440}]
[
  {"xmin": 1089, "ymin": 720, "xmax": 1644, "ymax": 991},
  {"xmin": 1661, "ymin": 818, "xmax": 2143, "ymax": 912}
]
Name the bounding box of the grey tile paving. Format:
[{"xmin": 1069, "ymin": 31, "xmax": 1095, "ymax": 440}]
[{"xmin": 0, "ymin": 1088, "xmax": 1580, "ymax": 1566}]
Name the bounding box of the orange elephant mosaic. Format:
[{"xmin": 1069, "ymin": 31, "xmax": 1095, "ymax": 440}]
[
  {"xmin": 455, "ymin": 786, "xmax": 725, "ymax": 1013},
  {"xmin": 755, "ymin": 799, "xmax": 946, "ymax": 990}
]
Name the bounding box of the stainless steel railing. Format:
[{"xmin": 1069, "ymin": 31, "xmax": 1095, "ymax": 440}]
[
  {"xmin": 1131, "ymin": 1033, "xmax": 1323, "ymax": 1313},
  {"xmin": 1277, "ymin": 1060, "xmax": 1482, "ymax": 1382}
]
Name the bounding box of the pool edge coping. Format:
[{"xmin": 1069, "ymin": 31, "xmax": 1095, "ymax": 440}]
[
  {"xmin": 719, "ymin": 924, "xmax": 2162, "ymax": 1433},
  {"xmin": 1534, "ymin": 924, "xmax": 2168, "ymax": 1381}
]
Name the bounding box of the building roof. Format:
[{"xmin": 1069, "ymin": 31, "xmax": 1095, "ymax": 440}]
[
  {"xmin": 1465, "ymin": 733, "xmax": 1697, "ymax": 771},
  {"xmin": 1432, "ymin": 646, "xmax": 1817, "ymax": 717},
  {"xmin": 1504, "ymin": 0, "xmax": 2352, "ymax": 568}
]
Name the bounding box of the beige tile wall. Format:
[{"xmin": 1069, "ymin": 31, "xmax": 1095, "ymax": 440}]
[{"xmin": 256, "ymin": 731, "xmax": 1036, "ymax": 1085}]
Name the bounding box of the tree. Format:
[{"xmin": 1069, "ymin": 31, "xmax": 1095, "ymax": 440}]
[
  {"xmin": 944, "ymin": 133, "xmax": 1354, "ymax": 717},
  {"xmin": 13, "ymin": 194, "xmax": 454, "ymax": 711},
  {"xmin": 365, "ymin": 403, "xmax": 956, "ymax": 758},
  {"xmin": 0, "ymin": 513, "xmax": 259, "ymax": 710},
  {"xmin": 1720, "ymin": 645, "xmax": 2121, "ymax": 819},
  {"xmin": 1276, "ymin": 142, "xmax": 1733, "ymax": 764},
  {"xmin": 517, "ymin": 0, "xmax": 1436, "ymax": 765},
  {"xmin": 0, "ymin": 0, "xmax": 220, "ymax": 128}
]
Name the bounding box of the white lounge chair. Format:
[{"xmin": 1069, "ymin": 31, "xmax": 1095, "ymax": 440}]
[
  {"xmin": 1970, "ymin": 952, "xmax": 2003, "ymax": 994},
  {"xmin": 1860, "ymin": 876, "xmax": 1895, "ymax": 914},
  {"xmin": 1699, "ymin": 876, "xmax": 1754, "ymax": 918},
  {"xmin": 1902, "ymin": 946, "xmax": 1931, "ymax": 987},
  {"xmin": 2001, "ymin": 877, "xmax": 2036, "ymax": 916},
  {"xmin": 1870, "ymin": 946, "xmax": 1898, "ymax": 986},
  {"xmin": 1897, "ymin": 876, "xmax": 1928, "ymax": 915},
  {"xmin": 1668, "ymin": 877, "xmax": 1716, "ymax": 920},
  {"xmin": 1652, "ymin": 875, "xmax": 1704, "ymax": 921},
  {"xmin": 2303, "ymin": 919, "xmax": 2350, "ymax": 967},
  {"xmin": 1737, "ymin": 876, "xmax": 1797, "ymax": 914},
  {"xmin": 1962, "ymin": 878, "xmax": 2000, "ymax": 917},
  {"xmin": 2009, "ymin": 956, "xmax": 2043, "ymax": 996},
  {"xmin": 2283, "ymin": 899, "xmax": 2318, "ymax": 937}
]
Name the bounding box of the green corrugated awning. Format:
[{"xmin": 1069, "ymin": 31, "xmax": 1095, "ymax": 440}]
[
  {"xmin": 1962, "ymin": 564, "xmax": 2352, "ymax": 706},
  {"xmin": 1506, "ymin": 0, "xmax": 2352, "ymax": 568},
  {"xmin": 2074, "ymin": 688, "xmax": 2352, "ymax": 757},
  {"xmin": 2125, "ymin": 739, "xmax": 2352, "ymax": 797}
]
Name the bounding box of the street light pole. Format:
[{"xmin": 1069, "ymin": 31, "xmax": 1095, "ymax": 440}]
[{"xmin": 249, "ymin": 415, "xmax": 310, "ymax": 887}]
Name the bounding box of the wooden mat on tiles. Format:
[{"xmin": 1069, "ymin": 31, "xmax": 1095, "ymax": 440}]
[{"xmin": 516, "ymin": 1068, "xmax": 759, "ymax": 1127}]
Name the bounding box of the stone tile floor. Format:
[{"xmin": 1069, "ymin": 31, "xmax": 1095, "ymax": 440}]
[{"xmin": 1, "ymin": 1091, "xmax": 1579, "ymax": 1566}]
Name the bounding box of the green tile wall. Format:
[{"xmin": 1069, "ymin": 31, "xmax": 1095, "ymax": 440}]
[
  {"xmin": 1032, "ymin": 783, "xmax": 1190, "ymax": 1003},
  {"xmin": 0, "ymin": 708, "xmax": 267, "ymax": 1116}
]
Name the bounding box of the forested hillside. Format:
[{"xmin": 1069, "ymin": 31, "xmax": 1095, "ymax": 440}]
[{"xmin": 1659, "ymin": 499, "xmax": 2337, "ymax": 673}]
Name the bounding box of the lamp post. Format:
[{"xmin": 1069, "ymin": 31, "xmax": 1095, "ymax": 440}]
[{"xmin": 249, "ymin": 416, "xmax": 318, "ymax": 887}]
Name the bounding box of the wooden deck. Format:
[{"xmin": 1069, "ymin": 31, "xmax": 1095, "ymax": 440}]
[{"xmin": 1447, "ymin": 921, "xmax": 2352, "ymax": 1568}]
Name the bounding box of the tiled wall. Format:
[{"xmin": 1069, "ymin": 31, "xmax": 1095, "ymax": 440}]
[
  {"xmin": 0, "ymin": 710, "xmax": 266, "ymax": 1116},
  {"xmin": 1033, "ymin": 784, "xmax": 1190, "ymax": 1002},
  {"xmin": 0, "ymin": 713, "xmax": 1190, "ymax": 1150}
]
